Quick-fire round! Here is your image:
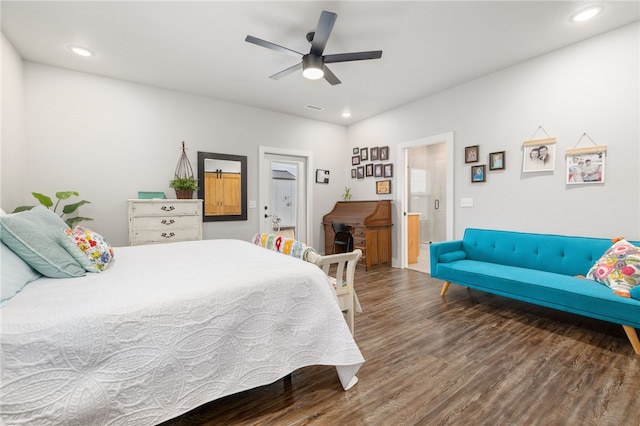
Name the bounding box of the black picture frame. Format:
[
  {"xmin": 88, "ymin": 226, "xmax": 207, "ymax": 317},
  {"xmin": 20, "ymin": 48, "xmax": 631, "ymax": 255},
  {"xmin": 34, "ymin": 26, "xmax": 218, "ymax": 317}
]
[
  {"xmin": 465, "ymin": 145, "xmax": 479, "ymax": 163},
  {"xmin": 471, "ymin": 165, "xmax": 486, "ymax": 182},
  {"xmin": 315, "ymin": 169, "xmax": 330, "ymax": 183},
  {"xmin": 365, "ymin": 163, "xmax": 373, "ymax": 177},
  {"xmin": 352, "ymin": 155, "xmax": 360, "ymax": 166},
  {"xmin": 489, "ymin": 151, "xmax": 505, "ymax": 170},
  {"xmin": 360, "ymin": 147, "xmax": 368, "ymax": 161},
  {"xmin": 376, "ymin": 180, "xmax": 391, "ymax": 194},
  {"xmin": 357, "ymin": 166, "xmax": 365, "ymax": 179},
  {"xmin": 383, "ymin": 163, "xmax": 394, "ymax": 178},
  {"xmin": 353, "ymin": 147, "xmax": 359, "ymax": 155},
  {"xmin": 379, "ymin": 146, "xmax": 390, "ymax": 161},
  {"xmin": 351, "ymin": 168, "xmax": 357, "ymax": 178},
  {"xmin": 374, "ymin": 163, "xmax": 383, "ymax": 177},
  {"xmin": 370, "ymin": 147, "xmax": 379, "ymax": 161}
]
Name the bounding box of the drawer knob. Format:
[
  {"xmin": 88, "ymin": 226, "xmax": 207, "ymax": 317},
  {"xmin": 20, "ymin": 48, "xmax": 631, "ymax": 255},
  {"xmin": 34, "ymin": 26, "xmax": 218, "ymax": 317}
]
[
  {"xmin": 160, "ymin": 232, "xmax": 176, "ymax": 239},
  {"xmin": 161, "ymin": 205, "xmax": 176, "ymax": 212},
  {"xmin": 160, "ymin": 219, "xmax": 175, "ymax": 225}
]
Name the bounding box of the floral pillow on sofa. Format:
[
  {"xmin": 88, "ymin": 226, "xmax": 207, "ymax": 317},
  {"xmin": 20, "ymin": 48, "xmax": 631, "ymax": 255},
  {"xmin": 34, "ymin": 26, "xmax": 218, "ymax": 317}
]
[
  {"xmin": 587, "ymin": 238, "xmax": 640, "ymax": 299},
  {"xmin": 65, "ymin": 226, "xmax": 114, "ymax": 272}
]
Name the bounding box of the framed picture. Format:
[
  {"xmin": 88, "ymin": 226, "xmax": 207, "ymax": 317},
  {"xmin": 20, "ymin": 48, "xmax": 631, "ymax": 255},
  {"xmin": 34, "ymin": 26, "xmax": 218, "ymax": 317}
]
[
  {"xmin": 353, "ymin": 147, "xmax": 359, "ymax": 155},
  {"xmin": 357, "ymin": 166, "xmax": 365, "ymax": 179},
  {"xmin": 315, "ymin": 169, "xmax": 330, "ymax": 184},
  {"xmin": 352, "ymin": 155, "xmax": 360, "ymax": 166},
  {"xmin": 489, "ymin": 151, "xmax": 505, "ymax": 170},
  {"xmin": 566, "ymin": 149, "xmax": 606, "ymax": 184},
  {"xmin": 522, "ymin": 138, "xmax": 556, "ymax": 172},
  {"xmin": 351, "ymin": 168, "xmax": 357, "ymax": 179},
  {"xmin": 376, "ymin": 180, "xmax": 391, "ymax": 194},
  {"xmin": 379, "ymin": 146, "xmax": 390, "ymax": 161},
  {"xmin": 383, "ymin": 163, "xmax": 394, "ymax": 178},
  {"xmin": 471, "ymin": 165, "xmax": 486, "ymax": 182},
  {"xmin": 374, "ymin": 163, "xmax": 383, "ymax": 177},
  {"xmin": 365, "ymin": 163, "xmax": 374, "ymax": 177},
  {"xmin": 370, "ymin": 147, "xmax": 379, "ymax": 161},
  {"xmin": 360, "ymin": 147, "xmax": 368, "ymax": 161},
  {"xmin": 465, "ymin": 145, "xmax": 479, "ymax": 163}
]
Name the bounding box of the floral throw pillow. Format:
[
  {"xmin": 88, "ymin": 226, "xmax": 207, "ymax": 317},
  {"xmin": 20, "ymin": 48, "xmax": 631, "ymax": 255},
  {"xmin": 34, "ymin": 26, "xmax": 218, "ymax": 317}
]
[
  {"xmin": 65, "ymin": 226, "xmax": 114, "ymax": 272},
  {"xmin": 586, "ymin": 239, "xmax": 640, "ymax": 297}
]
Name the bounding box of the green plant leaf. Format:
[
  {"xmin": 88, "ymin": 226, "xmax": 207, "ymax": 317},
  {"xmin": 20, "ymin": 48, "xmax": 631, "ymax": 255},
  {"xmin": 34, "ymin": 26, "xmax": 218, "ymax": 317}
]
[
  {"xmin": 65, "ymin": 216, "xmax": 93, "ymax": 228},
  {"xmin": 62, "ymin": 200, "xmax": 91, "ymax": 215},
  {"xmin": 12, "ymin": 205, "xmax": 35, "ymax": 213},
  {"xmin": 56, "ymin": 191, "xmax": 80, "ymax": 200},
  {"xmin": 32, "ymin": 192, "xmax": 53, "ymax": 208}
]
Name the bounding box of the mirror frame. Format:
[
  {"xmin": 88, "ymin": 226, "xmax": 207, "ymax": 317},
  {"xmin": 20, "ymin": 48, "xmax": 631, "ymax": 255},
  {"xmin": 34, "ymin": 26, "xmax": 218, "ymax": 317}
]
[{"xmin": 197, "ymin": 151, "xmax": 248, "ymax": 222}]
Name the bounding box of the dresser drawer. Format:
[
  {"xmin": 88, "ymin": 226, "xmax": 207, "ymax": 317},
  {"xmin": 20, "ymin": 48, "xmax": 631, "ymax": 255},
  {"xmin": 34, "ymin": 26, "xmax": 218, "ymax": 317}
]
[
  {"xmin": 132, "ymin": 215, "xmax": 200, "ymax": 230},
  {"xmin": 131, "ymin": 201, "xmax": 201, "ymax": 217},
  {"xmin": 130, "ymin": 227, "xmax": 202, "ymax": 245}
]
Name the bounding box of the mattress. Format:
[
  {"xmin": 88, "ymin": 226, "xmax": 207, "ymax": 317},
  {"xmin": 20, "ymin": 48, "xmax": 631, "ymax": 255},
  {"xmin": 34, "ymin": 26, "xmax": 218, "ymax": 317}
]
[{"xmin": 0, "ymin": 239, "xmax": 364, "ymax": 425}]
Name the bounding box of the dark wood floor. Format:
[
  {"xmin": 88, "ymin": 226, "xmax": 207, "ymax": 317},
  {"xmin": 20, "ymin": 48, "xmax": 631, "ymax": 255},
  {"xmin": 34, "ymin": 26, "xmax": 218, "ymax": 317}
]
[{"xmin": 161, "ymin": 267, "xmax": 639, "ymax": 426}]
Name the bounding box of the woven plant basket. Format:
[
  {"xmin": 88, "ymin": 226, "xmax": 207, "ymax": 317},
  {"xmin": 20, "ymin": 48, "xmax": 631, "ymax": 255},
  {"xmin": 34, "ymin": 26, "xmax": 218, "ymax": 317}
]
[{"xmin": 175, "ymin": 189, "xmax": 193, "ymax": 199}]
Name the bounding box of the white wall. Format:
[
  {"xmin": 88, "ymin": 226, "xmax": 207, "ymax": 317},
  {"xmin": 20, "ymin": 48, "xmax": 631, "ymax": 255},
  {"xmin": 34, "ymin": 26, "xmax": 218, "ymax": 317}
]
[
  {"xmin": 1, "ymin": 33, "xmax": 27, "ymax": 209},
  {"xmin": 348, "ymin": 23, "xmax": 640, "ymax": 262},
  {"xmin": 3, "ymin": 60, "xmax": 348, "ymax": 247}
]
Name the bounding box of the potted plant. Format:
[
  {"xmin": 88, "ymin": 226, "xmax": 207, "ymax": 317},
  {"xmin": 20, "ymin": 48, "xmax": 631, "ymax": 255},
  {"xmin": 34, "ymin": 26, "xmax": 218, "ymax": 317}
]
[
  {"xmin": 169, "ymin": 176, "xmax": 198, "ymax": 199},
  {"xmin": 12, "ymin": 191, "xmax": 92, "ymax": 227}
]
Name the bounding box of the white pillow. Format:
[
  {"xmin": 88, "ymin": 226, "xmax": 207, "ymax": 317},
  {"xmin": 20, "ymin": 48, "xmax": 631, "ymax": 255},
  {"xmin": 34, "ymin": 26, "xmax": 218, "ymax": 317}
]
[{"xmin": 1, "ymin": 242, "xmax": 41, "ymax": 305}]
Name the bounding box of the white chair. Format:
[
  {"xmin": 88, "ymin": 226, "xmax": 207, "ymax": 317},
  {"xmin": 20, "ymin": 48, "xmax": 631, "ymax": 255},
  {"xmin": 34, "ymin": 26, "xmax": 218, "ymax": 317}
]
[{"xmin": 307, "ymin": 249, "xmax": 362, "ymax": 335}]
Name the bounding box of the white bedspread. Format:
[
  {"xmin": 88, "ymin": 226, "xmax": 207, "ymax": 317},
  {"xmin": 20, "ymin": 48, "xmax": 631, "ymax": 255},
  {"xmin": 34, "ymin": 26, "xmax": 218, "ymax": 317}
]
[{"xmin": 0, "ymin": 239, "xmax": 364, "ymax": 425}]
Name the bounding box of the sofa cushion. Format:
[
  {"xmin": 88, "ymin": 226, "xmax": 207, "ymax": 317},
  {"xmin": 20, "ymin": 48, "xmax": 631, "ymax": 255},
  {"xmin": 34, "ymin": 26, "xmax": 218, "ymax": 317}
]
[
  {"xmin": 436, "ymin": 259, "xmax": 640, "ymax": 329},
  {"xmin": 439, "ymin": 250, "xmax": 466, "ymax": 263},
  {"xmin": 586, "ymin": 239, "xmax": 640, "ymax": 297}
]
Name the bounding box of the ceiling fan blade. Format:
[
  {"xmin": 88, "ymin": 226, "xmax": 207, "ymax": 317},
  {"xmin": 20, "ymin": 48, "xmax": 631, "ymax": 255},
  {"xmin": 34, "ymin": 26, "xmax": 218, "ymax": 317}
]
[
  {"xmin": 324, "ymin": 50, "xmax": 383, "ymax": 63},
  {"xmin": 245, "ymin": 35, "xmax": 303, "ymax": 58},
  {"xmin": 269, "ymin": 62, "xmax": 303, "ymax": 80},
  {"xmin": 322, "ymin": 65, "xmax": 341, "ymax": 85},
  {"xmin": 310, "ymin": 11, "xmax": 337, "ymax": 56}
]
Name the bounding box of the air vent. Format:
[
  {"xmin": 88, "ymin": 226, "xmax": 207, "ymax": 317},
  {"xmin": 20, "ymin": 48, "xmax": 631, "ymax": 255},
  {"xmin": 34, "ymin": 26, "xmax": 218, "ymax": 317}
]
[{"xmin": 305, "ymin": 104, "xmax": 325, "ymax": 111}]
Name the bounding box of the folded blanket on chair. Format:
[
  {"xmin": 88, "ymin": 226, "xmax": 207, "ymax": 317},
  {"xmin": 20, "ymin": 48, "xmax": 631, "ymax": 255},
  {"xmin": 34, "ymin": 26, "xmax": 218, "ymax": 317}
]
[{"xmin": 252, "ymin": 233, "xmax": 318, "ymax": 262}]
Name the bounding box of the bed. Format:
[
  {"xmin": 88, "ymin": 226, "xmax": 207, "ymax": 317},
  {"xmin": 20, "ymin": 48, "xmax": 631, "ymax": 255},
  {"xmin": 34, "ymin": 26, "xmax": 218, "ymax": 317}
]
[{"xmin": 0, "ymin": 235, "xmax": 364, "ymax": 425}]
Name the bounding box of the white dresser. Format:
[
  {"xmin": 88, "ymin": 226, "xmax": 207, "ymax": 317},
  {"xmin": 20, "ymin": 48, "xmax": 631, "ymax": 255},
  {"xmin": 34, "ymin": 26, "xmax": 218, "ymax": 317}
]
[{"xmin": 128, "ymin": 199, "xmax": 203, "ymax": 246}]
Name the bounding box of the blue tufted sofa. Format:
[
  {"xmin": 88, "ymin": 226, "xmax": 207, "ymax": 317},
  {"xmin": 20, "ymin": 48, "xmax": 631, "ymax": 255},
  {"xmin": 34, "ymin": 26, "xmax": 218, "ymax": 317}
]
[{"xmin": 430, "ymin": 228, "xmax": 640, "ymax": 354}]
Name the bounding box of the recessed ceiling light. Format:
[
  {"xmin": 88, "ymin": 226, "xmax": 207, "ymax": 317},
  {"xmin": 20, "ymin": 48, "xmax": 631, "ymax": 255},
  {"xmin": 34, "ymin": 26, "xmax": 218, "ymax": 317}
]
[
  {"xmin": 68, "ymin": 45, "xmax": 94, "ymax": 57},
  {"xmin": 571, "ymin": 5, "xmax": 603, "ymax": 22},
  {"xmin": 342, "ymin": 112, "xmax": 352, "ymax": 118}
]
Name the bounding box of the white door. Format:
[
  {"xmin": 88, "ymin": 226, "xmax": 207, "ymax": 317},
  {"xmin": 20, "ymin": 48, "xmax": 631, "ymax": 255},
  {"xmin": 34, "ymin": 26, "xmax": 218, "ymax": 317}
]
[{"xmin": 258, "ymin": 147, "xmax": 313, "ymax": 244}]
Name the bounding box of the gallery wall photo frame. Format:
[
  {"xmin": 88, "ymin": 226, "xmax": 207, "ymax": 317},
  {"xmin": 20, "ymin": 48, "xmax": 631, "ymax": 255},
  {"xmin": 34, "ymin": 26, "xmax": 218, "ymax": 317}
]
[
  {"xmin": 383, "ymin": 163, "xmax": 394, "ymax": 178},
  {"xmin": 465, "ymin": 145, "xmax": 479, "ymax": 163},
  {"xmin": 566, "ymin": 145, "xmax": 606, "ymax": 184},
  {"xmin": 352, "ymin": 155, "xmax": 361, "ymax": 166},
  {"xmin": 351, "ymin": 169, "xmax": 357, "ymax": 179},
  {"xmin": 471, "ymin": 165, "xmax": 486, "ymax": 182},
  {"xmin": 370, "ymin": 147, "xmax": 379, "ymax": 161},
  {"xmin": 353, "ymin": 147, "xmax": 359, "ymax": 155},
  {"xmin": 489, "ymin": 151, "xmax": 505, "ymax": 171},
  {"xmin": 360, "ymin": 147, "xmax": 368, "ymax": 161},
  {"xmin": 379, "ymin": 146, "xmax": 390, "ymax": 161},
  {"xmin": 357, "ymin": 166, "xmax": 365, "ymax": 179},
  {"xmin": 365, "ymin": 163, "xmax": 374, "ymax": 177},
  {"xmin": 315, "ymin": 169, "xmax": 330, "ymax": 184},
  {"xmin": 522, "ymin": 137, "xmax": 556, "ymax": 173},
  {"xmin": 376, "ymin": 180, "xmax": 391, "ymax": 194},
  {"xmin": 374, "ymin": 163, "xmax": 383, "ymax": 177}
]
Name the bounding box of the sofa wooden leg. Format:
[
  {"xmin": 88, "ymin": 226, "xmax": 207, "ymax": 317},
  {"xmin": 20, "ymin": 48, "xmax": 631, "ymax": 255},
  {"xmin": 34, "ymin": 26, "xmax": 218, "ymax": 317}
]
[
  {"xmin": 440, "ymin": 281, "xmax": 450, "ymax": 297},
  {"xmin": 622, "ymin": 325, "xmax": 640, "ymax": 354}
]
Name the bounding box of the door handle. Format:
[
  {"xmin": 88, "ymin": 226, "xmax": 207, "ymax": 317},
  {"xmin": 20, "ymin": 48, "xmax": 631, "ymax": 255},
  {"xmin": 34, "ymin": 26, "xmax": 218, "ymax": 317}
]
[{"xmin": 435, "ymin": 199, "xmax": 440, "ymax": 210}]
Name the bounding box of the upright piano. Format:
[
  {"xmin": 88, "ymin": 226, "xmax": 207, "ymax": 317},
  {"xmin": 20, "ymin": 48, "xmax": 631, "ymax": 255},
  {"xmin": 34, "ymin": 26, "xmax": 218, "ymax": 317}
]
[{"xmin": 322, "ymin": 200, "xmax": 392, "ymax": 270}]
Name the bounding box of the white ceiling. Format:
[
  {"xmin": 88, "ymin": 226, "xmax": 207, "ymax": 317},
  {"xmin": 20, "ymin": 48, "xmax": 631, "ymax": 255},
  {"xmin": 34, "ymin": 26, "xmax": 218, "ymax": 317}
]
[{"xmin": 2, "ymin": 1, "xmax": 638, "ymax": 125}]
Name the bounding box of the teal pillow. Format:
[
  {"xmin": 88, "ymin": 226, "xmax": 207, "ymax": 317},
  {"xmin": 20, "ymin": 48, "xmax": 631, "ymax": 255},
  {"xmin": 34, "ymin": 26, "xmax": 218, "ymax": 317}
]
[
  {"xmin": 1, "ymin": 242, "xmax": 42, "ymax": 305},
  {"xmin": 0, "ymin": 206, "xmax": 86, "ymax": 278},
  {"xmin": 439, "ymin": 250, "xmax": 467, "ymax": 263}
]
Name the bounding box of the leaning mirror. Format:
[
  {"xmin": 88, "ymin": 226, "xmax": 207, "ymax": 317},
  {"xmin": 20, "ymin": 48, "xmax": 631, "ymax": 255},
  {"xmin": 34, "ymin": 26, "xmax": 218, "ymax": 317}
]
[{"xmin": 197, "ymin": 152, "xmax": 247, "ymax": 222}]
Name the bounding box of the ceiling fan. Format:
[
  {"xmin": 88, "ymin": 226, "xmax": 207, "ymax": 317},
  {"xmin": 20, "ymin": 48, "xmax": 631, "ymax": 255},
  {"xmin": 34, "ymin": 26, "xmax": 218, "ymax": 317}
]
[{"xmin": 245, "ymin": 10, "xmax": 383, "ymax": 85}]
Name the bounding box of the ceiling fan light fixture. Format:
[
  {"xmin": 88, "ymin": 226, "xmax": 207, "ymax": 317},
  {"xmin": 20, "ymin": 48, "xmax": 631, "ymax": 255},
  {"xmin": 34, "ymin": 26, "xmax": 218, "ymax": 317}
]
[{"xmin": 302, "ymin": 55, "xmax": 324, "ymax": 80}]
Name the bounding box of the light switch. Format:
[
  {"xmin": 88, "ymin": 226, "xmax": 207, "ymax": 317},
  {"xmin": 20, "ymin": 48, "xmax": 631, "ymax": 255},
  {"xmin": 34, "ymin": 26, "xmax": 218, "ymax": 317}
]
[{"xmin": 461, "ymin": 198, "xmax": 474, "ymax": 207}]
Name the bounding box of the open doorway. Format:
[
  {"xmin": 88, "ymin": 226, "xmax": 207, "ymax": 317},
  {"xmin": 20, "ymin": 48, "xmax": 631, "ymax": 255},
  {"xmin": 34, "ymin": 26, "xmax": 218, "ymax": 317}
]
[{"xmin": 397, "ymin": 132, "xmax": 454, "ymax": 274}]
